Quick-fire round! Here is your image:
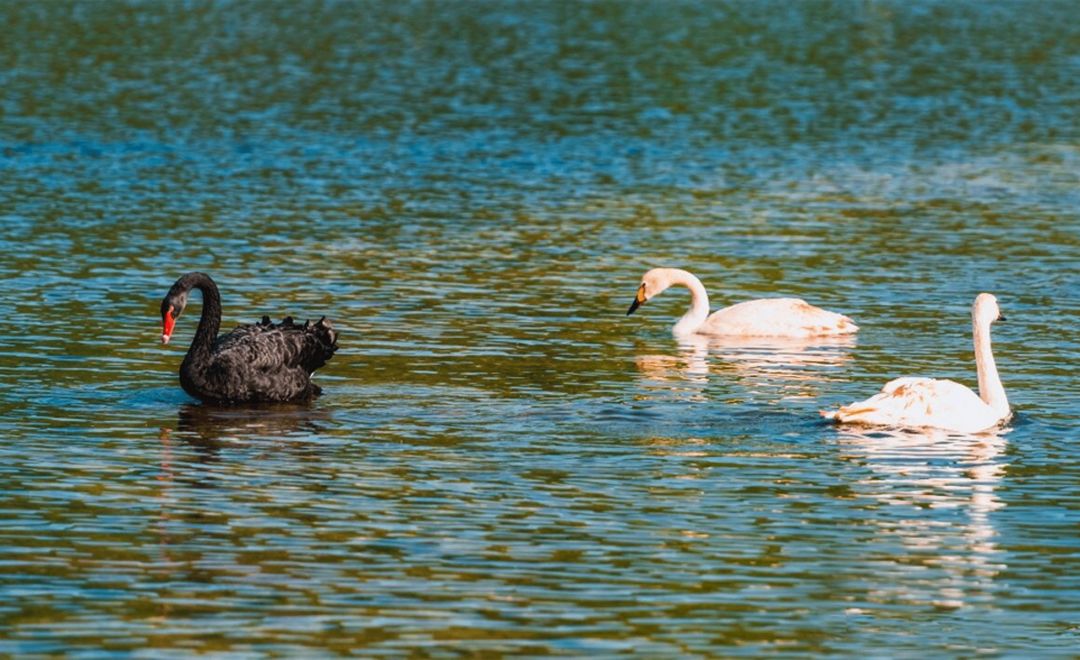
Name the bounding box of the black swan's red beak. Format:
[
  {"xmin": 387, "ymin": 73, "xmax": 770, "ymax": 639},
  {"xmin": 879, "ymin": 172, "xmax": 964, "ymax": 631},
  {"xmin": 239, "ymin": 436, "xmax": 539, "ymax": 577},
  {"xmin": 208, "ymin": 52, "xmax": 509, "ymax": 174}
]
[{"xmin": 162, "ymin": 306, "xmax": 176, "ymax": 344}]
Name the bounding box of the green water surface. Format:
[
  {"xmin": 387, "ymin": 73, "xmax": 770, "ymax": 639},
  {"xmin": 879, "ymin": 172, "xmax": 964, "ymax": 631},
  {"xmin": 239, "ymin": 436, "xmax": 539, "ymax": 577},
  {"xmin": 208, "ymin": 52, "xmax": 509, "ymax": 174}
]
[{"xmin": 0, "ymin": 1, "xmax": 1078, "ymax": 655}]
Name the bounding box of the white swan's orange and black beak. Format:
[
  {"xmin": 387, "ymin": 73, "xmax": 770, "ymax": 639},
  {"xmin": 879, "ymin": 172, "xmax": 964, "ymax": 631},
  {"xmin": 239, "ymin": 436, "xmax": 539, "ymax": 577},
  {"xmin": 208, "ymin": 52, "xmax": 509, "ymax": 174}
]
[
  {"xmin": 162, "ymin": 305, "xmax": 177, "ymax": 344},
  {"xmin": 627, "ymin": 284, "xmax": 647, "ymax": 316}
]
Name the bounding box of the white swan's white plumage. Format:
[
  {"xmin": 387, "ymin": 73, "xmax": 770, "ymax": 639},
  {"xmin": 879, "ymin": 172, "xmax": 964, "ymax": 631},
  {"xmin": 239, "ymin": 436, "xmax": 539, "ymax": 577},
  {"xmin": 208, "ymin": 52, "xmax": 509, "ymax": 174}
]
[
  {"xmin": 822, "ymin": 293, "xmax": 1010, "ymax": 434},
  {"xmin": 626, "ymin": 267, "xmax": 858, "ymax": 338}
]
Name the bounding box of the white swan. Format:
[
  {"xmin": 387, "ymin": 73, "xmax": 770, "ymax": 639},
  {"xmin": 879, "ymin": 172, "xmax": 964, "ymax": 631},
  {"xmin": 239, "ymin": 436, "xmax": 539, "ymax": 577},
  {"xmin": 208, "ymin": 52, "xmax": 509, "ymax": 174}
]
[
  {"xmin": 822, "ymin": 293, "xmax": 1010, "ymax": 433},
  {"xmin": 626, "ymin": 267, "xmax": 858, "ymax": 338}
]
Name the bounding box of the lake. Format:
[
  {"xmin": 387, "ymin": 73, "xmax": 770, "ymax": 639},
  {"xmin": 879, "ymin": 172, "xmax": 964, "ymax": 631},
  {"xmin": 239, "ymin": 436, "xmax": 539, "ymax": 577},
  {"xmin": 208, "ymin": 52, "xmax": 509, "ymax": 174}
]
[{"xmin": 0, "ymin": 0, "xmax": 1077, "ymax": 655}]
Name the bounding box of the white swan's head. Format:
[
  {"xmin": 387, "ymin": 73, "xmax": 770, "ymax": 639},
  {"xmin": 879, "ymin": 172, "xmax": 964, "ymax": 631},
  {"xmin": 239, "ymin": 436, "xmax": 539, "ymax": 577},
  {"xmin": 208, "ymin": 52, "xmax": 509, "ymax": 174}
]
[
  {"xmin": 972, "ymin": 293, "xmax": 1005, "ymax": 326},
  {"xmin": 627, "ymin": 268, "xmax": 684, "ymax": 315}
]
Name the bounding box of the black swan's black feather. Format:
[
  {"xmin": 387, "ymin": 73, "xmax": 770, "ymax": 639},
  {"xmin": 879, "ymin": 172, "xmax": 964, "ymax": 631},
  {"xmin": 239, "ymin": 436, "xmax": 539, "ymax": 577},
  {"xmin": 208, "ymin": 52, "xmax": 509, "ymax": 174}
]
[{"xmin": 160, "ymin": 272, "xmax": 338, "ymax": 404}]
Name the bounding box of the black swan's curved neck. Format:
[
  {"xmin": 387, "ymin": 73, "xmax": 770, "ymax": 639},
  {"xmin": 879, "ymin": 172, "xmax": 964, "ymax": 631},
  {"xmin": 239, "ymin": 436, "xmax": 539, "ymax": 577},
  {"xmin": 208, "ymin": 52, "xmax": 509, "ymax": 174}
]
[{"xmin": 179, "ymin": 272, "xmax": 222, "ymax": 356}]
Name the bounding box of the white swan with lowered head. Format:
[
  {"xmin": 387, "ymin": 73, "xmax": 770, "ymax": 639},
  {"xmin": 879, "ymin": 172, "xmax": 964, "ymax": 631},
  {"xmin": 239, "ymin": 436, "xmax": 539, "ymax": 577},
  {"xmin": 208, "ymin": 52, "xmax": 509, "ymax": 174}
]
[
  {"xmin": 822, "ymin": 293, "xmax": 1010, "ymax": 433},
  {"xmin": 626, "ymin": 267, "xmax": 858, "ymax": 338}
]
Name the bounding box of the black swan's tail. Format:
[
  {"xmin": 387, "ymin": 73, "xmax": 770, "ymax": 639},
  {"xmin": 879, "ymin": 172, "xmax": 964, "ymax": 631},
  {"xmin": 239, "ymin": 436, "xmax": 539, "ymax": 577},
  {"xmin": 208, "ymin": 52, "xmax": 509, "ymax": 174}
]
[{"xmin": 302, "ymin": 316, "xmax": 338, "ymax": 374}]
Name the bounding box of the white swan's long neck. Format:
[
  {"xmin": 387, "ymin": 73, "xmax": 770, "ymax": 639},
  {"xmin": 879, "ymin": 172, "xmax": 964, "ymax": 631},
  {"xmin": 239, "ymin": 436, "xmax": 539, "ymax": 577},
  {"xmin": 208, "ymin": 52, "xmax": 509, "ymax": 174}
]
[
  {"xmin": 670, "ymin": 270, "xmax": 710, "ymax": 336},
  {"xmin": 973, "ymin": 318, "xmax": 1008, "ymax": 416}
]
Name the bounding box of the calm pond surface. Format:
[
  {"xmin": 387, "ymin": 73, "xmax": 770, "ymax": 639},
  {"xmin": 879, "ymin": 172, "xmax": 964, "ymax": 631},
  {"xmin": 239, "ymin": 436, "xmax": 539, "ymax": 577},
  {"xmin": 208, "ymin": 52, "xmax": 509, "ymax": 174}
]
[{"xmin": 1, "ymin": 1, "xmax": 1078, "ymax": 655}]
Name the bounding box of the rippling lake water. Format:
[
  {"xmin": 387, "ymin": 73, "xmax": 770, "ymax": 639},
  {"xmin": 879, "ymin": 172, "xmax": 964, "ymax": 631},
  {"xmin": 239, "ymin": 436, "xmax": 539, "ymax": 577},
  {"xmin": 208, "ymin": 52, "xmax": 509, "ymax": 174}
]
[{"xmin": 1, "ymin": 1, "xmax": 1078, "ymax": 655}]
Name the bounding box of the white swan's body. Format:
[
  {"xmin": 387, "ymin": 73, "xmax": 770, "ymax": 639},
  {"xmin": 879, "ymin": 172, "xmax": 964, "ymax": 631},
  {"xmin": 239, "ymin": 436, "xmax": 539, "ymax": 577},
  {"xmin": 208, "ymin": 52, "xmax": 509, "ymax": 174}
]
[
  {"xmin": 626, "ymin": 267, "xmax": 858, "ymax": 338},
  {"xmin": 822, "ymin": 293, "xmax": 1010, "ymax": 434}
]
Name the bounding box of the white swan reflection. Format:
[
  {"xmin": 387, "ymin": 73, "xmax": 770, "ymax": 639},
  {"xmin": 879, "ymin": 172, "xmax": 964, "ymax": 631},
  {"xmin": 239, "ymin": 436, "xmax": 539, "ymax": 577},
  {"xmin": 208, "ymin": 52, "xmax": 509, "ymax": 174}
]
[
  {"xmin": 635, "ymin": 333, "xmax": 856, "ymax": 401},
  {"xmin": 837, "ymin": 426, "xmax": 1009, "ymax": 610}
]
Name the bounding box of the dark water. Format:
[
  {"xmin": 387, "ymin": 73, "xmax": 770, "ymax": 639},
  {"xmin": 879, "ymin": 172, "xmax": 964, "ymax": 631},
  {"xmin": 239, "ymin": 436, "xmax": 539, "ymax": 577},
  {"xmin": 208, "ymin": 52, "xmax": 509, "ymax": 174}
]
[{"xmin": 1, "ymin": 1, "xmax": 1078, "ymax": 655}]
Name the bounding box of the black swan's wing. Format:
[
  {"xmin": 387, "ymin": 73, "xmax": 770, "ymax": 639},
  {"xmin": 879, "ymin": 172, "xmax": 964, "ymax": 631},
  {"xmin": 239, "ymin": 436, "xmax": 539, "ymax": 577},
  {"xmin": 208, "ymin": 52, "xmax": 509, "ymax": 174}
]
[
  {"xmin": 221, "ymin": 316, "xmax": 338, "ymax": 374},
  {"xmin": 202, "ymin": 316, "xmax": 338, "ymax": 402}
]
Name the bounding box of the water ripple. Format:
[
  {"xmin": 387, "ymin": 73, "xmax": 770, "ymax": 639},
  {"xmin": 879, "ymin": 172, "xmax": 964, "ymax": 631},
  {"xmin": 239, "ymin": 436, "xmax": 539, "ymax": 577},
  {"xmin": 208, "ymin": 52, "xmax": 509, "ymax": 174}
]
[{"xmin": 0, "ymin": 0, "xmax": 1077, "ymax": 655}]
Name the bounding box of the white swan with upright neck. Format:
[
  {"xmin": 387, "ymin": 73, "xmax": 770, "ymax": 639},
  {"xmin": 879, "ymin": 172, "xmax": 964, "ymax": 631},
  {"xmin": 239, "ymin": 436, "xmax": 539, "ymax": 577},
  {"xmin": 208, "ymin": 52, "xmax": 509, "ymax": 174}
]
[
  {"xmin": 626, "ymin": 267, "xmax": 858, "ymax": 338},
  {"xmin": 822, "ymin": 293, "xmax": 1010, "ymax": 433}
]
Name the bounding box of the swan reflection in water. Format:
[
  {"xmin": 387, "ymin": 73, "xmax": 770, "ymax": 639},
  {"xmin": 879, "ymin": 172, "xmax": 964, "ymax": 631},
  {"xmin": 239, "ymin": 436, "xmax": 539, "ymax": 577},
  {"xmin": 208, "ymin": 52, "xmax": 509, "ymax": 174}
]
[
  {"xmin": 836, "ymin": 425, "xmax": 1009, "ymax": 610},
  {"xmin": 634, "ymin": 333, "xmax": 856, "ymax": 402},
  {"xmin": 151, "ymin": 403, "xmax": 334, "ymax": 622},
  {"xmin": 161, "ymin": 403, "xmax": 332, "ymax": 461}
]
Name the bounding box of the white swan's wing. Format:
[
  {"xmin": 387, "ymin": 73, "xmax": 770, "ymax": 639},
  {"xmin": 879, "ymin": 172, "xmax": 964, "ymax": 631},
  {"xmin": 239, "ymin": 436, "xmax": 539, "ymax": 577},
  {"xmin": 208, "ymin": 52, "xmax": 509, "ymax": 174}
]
[
  {"xmin": 700, "ymin": 298, "xmax": 858, "ymax": 337},
  {"xmin": 822, "ymin": 377, "xmax": 1001, "ymax": 433}
]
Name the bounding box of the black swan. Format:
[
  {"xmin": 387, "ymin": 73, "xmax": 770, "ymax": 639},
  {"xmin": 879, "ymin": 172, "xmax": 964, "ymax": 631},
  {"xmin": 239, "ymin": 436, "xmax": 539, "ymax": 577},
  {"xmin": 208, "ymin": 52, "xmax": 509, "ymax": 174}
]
[{"xmin": 159, "ymin": 272, "xmax": 338, "ymax": 404}]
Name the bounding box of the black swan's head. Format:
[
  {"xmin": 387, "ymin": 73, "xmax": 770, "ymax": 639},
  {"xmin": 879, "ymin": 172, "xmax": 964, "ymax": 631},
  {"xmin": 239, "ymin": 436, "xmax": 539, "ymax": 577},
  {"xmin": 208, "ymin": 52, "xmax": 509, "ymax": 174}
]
[{"xmin": 160, "ymin": 287, "xmax": 189, "ymax": 345}]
